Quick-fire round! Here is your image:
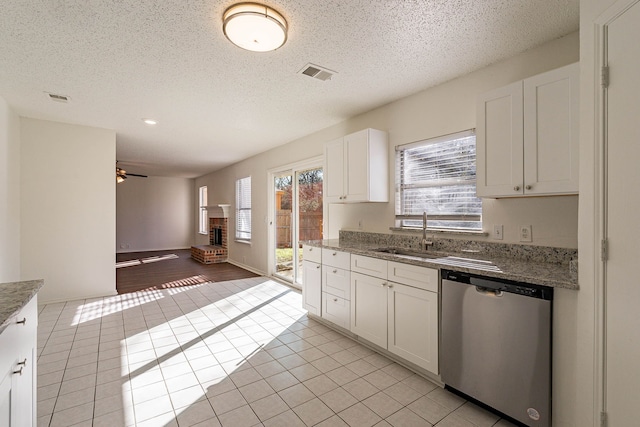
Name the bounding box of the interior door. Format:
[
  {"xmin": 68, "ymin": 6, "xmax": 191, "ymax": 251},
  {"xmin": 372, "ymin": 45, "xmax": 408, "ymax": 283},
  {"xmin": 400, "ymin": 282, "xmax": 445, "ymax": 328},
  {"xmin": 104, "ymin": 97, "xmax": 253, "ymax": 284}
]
[{"xmin": 605, "ymin": 2, "xmax": 640, "ymax": 425}]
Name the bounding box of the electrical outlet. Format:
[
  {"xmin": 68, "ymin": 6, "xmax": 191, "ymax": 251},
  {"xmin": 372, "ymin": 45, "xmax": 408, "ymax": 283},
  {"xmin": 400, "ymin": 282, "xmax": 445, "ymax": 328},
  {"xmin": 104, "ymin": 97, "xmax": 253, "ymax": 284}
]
[
  {"xmin": 520, "ymin": 225, "xmax": 532, "ymax": 242},
  {"xmin": 492, "ymin": 224, "xmax": 503, "ymax": 240}
]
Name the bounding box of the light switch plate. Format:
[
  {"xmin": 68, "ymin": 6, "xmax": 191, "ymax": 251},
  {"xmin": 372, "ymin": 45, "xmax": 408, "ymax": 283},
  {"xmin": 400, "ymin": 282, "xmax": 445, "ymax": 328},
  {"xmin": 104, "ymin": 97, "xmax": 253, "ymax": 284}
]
[
  {"xmin": 492, "ymin": 225, "xmax": 503, "ymax": 240},
  {"xmin": 520, "ymin": 225, "xmax": 532, "ymax": 242}
]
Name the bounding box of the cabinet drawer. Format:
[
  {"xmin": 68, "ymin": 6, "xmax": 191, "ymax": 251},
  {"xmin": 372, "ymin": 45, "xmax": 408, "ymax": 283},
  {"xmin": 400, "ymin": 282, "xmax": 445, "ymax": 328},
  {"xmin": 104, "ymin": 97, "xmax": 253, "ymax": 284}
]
[
  {"xmin": 322, "ymin": 267, "xmax": 350, "ymax": 300},
  {"xmin": 322, "ymin": 292, "xmax": 350, "ymax": 329},
  {"xmin": 351, "ymin": 255, "xmax": 387, "ymax": 279},
  {"xmin": 303, "ymin": 245, "xmax": 322, "ymax": 264},
  {"xmin": 388, "ymin": 262, "xmax": 438, "ymax": 292},
  {"xmin": 321, "ymin": 249, "xmax": 350, "ymax": 269}
]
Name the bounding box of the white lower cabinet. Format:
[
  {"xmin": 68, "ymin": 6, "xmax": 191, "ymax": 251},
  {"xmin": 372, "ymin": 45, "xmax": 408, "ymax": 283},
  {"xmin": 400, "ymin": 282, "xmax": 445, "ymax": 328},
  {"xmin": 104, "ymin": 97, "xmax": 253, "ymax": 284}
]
[
  {"xmin": 0, "ymin": 295, "xmax": 37, "ymax": 427},
  {"xmin": 302, "ymin": 260, "xmax": 322, "ymax": 316},
  {"xmin": 388, "ymin": 282, "xmax": 439, "ymax": 374},
  {"xmin": 350, "ymin": 257, "xmax": 440, "ymax": 374},
  {"xmin": 322, "ymin": 250, "xmax": 351, "ymax": 329}
]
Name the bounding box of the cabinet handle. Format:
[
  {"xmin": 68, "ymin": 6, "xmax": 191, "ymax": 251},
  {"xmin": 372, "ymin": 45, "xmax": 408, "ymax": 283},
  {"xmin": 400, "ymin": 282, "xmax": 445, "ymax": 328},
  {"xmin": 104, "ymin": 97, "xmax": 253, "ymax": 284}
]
[
  {"xmin": 333, "ymin": 269, "xmax": 337, "ymax": 273},
  {"xmin": 388, "ymin": 284, "xmax": 394, "ymax": 289},
  {"xmin": 513, "ymin": 186, "xmax": 520, "ymax": 191},
  {"xmin": 16, "ymin": 318, "xmax": 26, "ymax": 325},
  {"xmin": 18, "ymin": 358, "xmax": 27, "ymax": 367},
  {"xmin": 333, "ymin": 298, "xmax": 338, "ymax": 302},
  {"xmin": 525, "ymin": 185, "xmax": 532, "ymax": 190},
  {"xmin": 308, "ymin": 248, "xmax": 313, "ymax": 251},
  {"xmin": 332, "ymin": 252, "xmax": 337, "ymax": 256},
  {"xmin": 316, "ymin": 265, "xmax": 321, "ymax": 269},
  {"xmin": 13, "ymin": 367, "xmax": 23, "ymax": 376},
  {"xmin": 381, "ymin": 282, "xmax": 387, "ymax": 287}
]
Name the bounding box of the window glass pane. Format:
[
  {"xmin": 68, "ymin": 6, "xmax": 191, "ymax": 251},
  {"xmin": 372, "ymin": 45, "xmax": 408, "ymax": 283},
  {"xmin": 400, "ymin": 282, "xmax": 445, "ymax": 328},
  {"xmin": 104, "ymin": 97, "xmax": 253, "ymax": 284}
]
[
  {"xmin": 396, "ymin": 130, "xmax": 482, "ymax": 230},
  {"xmin": 236, "ymin": 177, "xmax": 251, "ymax": 241}
]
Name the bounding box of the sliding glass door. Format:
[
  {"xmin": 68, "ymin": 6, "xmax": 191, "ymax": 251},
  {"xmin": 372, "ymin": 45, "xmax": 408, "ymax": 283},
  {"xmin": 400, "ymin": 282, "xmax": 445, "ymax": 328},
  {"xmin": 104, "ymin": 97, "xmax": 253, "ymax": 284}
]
[{"xmin": 271, "ymin": 165, "xmax": 323, "ymax": 285}]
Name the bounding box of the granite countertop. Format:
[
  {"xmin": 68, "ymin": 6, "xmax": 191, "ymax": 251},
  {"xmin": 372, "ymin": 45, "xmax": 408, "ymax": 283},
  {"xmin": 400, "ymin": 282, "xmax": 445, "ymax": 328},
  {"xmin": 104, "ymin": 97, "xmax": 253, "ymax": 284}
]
[
  {"xmin": 304, "ymin": 239, "xmax": 578, "ymax": 290},
  {"xmin": 0, "ymin": 280, "xmax": 44, "ymax": 335}
]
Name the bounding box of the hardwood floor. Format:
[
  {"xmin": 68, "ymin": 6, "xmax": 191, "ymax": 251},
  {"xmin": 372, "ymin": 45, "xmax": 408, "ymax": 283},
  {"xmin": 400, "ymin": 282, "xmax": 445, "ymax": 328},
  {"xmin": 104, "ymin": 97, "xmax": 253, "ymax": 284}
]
[{"xmin": 116, "ymin": 249, "xmax": 259, "ymax": 294}]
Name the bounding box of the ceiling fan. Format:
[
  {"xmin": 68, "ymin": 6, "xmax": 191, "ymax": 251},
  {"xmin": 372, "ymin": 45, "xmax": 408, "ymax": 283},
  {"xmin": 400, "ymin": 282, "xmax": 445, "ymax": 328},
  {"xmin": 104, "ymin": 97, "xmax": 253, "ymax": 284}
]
[{"xmin": 116, "ymin": 162, "xmax": 147, "ymax": 183}]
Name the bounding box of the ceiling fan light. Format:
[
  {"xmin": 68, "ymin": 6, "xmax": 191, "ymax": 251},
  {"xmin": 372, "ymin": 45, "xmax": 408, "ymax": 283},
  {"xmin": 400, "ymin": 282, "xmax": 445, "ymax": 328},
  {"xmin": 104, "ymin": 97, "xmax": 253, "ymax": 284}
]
[
  {"xmin": 223, "ymin": 3, "xmax": 287, "ymax": 52},
  {"xmin": 116, "ymin": 175, "xmax": 126, "ymax": 184}
]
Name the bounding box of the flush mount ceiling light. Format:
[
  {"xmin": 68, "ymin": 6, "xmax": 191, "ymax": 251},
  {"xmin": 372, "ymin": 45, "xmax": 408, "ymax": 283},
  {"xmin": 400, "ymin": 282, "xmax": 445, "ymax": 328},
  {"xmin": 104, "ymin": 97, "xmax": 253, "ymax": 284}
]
[
  {"xmin": 142, "ymin": 118, "xmax": 157, "ymax": 125},
  {"xmin": 223, "ymin": 3, "xmax": 288, "ymax": 52}
]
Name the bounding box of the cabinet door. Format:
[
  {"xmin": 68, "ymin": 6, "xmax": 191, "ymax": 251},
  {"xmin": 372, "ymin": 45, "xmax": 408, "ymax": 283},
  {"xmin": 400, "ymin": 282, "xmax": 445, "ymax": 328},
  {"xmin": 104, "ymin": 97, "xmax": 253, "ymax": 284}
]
[
  {"xmin": 523, "ymin": 62, "xmax": 579, "ymax": 195},
  {"xmin": 344, "ymin": 129, "xmax": 369, "ymax": 202},
  {"xmin": 350, "ymin": 272, "xmax": 387, "ymax": 348},
  {"xmin": 324, "ymin": 137, "xmax": 345, "ymax": 202},
  {"xmin": 476, "ymin": 81, "xmax": 524, "ymax": 197},
  {"xmin": 388, "ymin": 283, "xmax": 439, "ymax": 374},
  {"xmin": 14, "ymin": 348, "xmax": 35, "ymax": 427},
  {"xmin": 302, "ymin": 261, "xmax": 322, "ymax": 316},
  {"xmin": 0, "ymin": 365, "xmax": 17, "ymax": 427}
]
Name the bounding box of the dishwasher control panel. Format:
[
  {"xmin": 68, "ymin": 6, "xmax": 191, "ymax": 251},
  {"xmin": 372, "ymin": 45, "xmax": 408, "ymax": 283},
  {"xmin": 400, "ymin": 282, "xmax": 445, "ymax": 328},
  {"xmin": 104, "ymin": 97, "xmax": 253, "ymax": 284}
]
[{"xmin": 441, "ymin": 270, "xmax": 553, "ymax": 300}]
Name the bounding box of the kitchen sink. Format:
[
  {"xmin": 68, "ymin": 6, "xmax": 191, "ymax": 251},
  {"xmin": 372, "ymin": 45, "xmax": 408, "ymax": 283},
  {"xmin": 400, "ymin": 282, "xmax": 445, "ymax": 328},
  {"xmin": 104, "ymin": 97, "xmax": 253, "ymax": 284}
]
[{"xmin": 373, "ymin": 247, "xmax": 439, "ymax": 260}]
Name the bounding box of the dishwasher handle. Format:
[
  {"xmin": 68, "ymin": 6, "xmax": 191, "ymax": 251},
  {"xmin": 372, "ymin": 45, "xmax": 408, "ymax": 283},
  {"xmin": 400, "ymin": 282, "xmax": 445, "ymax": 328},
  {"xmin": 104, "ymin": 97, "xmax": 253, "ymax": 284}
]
[{"xmin": 475, "ymin": 286, "xmax": 503, "ymax": 297}]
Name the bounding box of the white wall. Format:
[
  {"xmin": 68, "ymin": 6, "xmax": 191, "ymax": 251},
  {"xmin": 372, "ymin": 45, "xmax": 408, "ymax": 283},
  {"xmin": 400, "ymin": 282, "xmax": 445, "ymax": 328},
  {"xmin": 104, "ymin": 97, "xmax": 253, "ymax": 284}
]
[
  {"xmin": 0, "ymin": 97, "xmax": 21, "ymax": 283},
  {"xmin": 20, "ymin": 118, "xmax": 116, "ymax": 303},
  {"xmin": 116, "ymin": 176, "xmax": 194, "ymax": 252}
]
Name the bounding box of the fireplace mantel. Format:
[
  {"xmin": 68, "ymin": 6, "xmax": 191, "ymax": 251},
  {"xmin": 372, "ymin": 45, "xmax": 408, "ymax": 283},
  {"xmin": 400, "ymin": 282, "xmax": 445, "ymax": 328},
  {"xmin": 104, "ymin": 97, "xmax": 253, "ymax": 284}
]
[{"xmin": 205, "ymin": 204, "xmax": 230, "ymax": 218}]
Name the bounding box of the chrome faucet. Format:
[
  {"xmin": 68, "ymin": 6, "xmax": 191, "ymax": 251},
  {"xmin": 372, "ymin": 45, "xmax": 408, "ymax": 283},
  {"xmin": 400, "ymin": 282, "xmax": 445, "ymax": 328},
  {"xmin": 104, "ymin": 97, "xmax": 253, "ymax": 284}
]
[{"xmin": 421, "ymin": 211, "xmax": 433, "ymax": 251}]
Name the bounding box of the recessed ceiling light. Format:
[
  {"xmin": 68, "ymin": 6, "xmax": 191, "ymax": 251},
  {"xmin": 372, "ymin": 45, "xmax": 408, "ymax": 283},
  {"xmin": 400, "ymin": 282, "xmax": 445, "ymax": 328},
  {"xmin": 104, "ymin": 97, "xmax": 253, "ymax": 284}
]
[{"xmin": 142, "ymin": 118, "xmax": 158, "ymax": 125}]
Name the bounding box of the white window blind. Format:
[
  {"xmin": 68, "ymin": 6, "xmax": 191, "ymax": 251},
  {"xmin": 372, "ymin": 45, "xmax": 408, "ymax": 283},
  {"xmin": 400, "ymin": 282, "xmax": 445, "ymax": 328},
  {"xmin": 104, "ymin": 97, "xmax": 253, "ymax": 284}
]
[
  {"xmin": 199, "ymin": 186, "xmax": 208, "ymax": 234},
  {"xmin": 395, "ymin": 130, "xmax": 482, "ymax": 230},
  {"xmin": 235, "ymin": 177, "xmax": 252, "ymax": 241}
]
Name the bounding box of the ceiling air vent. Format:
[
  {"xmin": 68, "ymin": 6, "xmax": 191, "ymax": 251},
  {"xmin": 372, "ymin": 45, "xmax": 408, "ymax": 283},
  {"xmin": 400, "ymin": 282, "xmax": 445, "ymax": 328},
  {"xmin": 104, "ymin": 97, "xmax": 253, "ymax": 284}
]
[
  {"xmin": 46, "ymin": 92, "xmax": 70, "ymax": 103},
  {"xmin": 299, "ymin": 63, "xmax": 336, "ymax": 81}
]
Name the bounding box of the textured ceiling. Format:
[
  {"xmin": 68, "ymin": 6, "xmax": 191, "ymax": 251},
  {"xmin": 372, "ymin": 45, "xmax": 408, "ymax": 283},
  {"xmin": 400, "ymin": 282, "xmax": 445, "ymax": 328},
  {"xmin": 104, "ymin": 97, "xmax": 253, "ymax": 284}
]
[{"xmin": 0, "ymin": 0, "xmax": 579, "ymax": 178}]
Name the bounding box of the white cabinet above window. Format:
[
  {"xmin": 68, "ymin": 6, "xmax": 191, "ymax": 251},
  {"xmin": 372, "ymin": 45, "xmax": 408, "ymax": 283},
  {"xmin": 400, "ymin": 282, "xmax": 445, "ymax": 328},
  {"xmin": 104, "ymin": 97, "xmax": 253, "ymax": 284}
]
[
  {"xmin": 476, "ymin": 62, "xmax": 579, "ymax": 198},
  {"xmin": 324, "ymin": 128, "xmax": 388, "ymax": 203}
]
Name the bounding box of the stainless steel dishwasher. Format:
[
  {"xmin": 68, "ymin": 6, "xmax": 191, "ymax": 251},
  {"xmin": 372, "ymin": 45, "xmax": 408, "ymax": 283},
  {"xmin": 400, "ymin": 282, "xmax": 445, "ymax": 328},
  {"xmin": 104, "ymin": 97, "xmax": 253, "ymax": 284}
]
[{"xmin": 441, "ymin": 270, "xmax": 553, "ymax": 427}]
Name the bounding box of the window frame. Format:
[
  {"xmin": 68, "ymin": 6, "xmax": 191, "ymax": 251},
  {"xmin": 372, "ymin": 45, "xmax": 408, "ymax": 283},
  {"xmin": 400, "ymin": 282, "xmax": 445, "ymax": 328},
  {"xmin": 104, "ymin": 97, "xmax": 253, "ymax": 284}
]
[
  {"xmin": 198, "ymin": 186, "xmax": 208, "ymax": 235},
  {"xmin": 235, "ymin": 176, "xmax": 252, "ymax": 242},
  {"xmin": 395, "ymin": 129, "xmax": 482, "ymax": 231}
]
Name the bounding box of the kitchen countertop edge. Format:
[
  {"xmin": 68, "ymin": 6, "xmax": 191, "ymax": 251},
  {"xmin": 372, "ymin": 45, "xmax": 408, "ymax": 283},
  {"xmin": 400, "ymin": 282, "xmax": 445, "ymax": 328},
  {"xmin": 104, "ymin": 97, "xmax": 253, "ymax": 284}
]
[
  {"xmin": 303, "ymin": 240, "xmax": 578, "ymax": 291},
  {"xmin": 0, "ymin": 279, "xmax": 44, "ymax": 334}
]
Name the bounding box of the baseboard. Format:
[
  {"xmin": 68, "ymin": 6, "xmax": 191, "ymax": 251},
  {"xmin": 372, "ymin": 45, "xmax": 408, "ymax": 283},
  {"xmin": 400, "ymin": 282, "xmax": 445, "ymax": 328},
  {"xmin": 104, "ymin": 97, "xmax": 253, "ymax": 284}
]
[
  {"xmin": 116, "ymin": 247, "xmax": 191, "ymax": 254},
  {"xmin": 226, "ymin": 259, "xmax": 266, "ymax": 276},
  {"xmin": 38, "ymin": 290, "xmax": 119, "ymax": 305}
]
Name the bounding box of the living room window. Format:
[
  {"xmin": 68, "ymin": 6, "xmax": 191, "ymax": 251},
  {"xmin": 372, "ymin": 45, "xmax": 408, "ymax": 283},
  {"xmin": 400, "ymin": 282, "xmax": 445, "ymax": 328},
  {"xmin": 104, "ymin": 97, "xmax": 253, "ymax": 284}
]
[
  {"xmin": 198, "ymin": 186, "xmax": 208, "ymax": 235},
  {"xmin": 395, "ymin": 129, "xmax": 482, "ymax": 231},
  {"xmin": 235, "ymin": 176, "xmax": 252, "ymax": 242}
]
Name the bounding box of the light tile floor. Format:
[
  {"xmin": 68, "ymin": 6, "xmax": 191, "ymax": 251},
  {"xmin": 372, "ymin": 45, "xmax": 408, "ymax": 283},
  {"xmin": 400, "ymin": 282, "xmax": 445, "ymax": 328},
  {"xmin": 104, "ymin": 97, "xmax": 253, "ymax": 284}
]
[{"xmin": 36, "ymin": 277, "xmax": 516, "ymax": 427}]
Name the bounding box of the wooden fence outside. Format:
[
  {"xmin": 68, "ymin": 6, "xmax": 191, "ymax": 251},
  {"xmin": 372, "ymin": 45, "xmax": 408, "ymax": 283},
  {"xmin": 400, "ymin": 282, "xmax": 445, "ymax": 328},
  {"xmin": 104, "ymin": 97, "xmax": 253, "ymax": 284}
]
[{"xmin": 276, "ymin": 210, "xmax": 322, "ymax": 247}]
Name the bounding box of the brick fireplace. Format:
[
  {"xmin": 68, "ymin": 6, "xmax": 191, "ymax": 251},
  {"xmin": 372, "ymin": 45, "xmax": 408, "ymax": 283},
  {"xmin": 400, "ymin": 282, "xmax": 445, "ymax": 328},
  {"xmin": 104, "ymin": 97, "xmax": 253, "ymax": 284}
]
[{"xmin": 191, "ymin": 205, "xmax": 230, "ymax": 264}]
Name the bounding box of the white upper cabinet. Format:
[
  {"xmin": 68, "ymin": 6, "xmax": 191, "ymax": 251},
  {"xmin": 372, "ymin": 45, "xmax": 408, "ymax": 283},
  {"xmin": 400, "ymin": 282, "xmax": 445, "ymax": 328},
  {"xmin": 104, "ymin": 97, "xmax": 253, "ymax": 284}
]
[
  {"xmin": 324, "ymin": 128, "xmax": 389, "ymax": 203},
  {"xmin": 476, "ymin": 62, "xmax": 579, "ymax": 198}
]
